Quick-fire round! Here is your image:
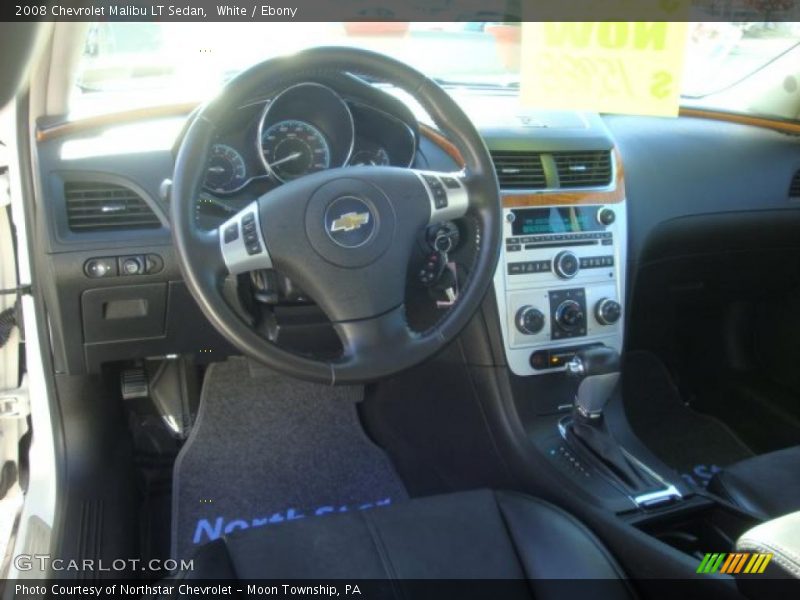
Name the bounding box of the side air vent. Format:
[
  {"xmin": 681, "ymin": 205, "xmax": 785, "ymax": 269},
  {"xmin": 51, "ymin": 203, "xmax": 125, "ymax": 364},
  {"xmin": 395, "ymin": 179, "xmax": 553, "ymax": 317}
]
[
  {"xmin": 789, "ymin": 170, "xmax": 800, "ymax": 200},
  {"xmin": 553, "ymin": 151, "xmax": 613, "ymax": 188},
  {"xmin": 490, "ymin": 151, "xmax": 547, "ymax": 190},
  {"xmin": 65, "ymin": 182, "xmax": 161, "ymax": 232}
]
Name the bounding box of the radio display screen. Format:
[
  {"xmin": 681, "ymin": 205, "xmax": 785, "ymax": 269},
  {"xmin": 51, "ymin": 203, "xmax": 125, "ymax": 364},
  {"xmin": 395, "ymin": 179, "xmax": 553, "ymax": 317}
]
[{"xmin": 511, "ymin": 207, "xmax": 602, "ymax": 236}]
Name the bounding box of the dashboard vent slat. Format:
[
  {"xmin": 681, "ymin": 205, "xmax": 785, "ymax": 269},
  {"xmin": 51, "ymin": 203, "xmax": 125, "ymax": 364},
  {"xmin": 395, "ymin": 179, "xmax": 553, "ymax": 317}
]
[
  {"xmin": 490, "ymin": 151, "xmax": 547, "ymax": 190},
  {"xmin": 65, "ymin": 182, "xmax": 161, "ymax": 232},
  {"xmin": 789, "ymin": 170, "xmax": 800, "ymax": 200},
  {"xmin": 553, "ymin": 151, "xmax": 613, "ymax": 188}
]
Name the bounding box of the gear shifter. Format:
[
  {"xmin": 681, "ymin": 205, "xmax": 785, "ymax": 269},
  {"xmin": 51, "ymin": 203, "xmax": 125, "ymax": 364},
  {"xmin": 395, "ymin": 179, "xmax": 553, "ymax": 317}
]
[
  {"xmin": 566, "ymin": 346, "xmax": 621, "ymax": 419},
  {"xmin": 565, "ymin": 347, "xmax": 656, "ymax": 491}
]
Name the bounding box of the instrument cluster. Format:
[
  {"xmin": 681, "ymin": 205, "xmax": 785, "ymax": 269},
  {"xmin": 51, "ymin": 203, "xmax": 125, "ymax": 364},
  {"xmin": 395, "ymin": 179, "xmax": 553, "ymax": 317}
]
[{"xmin": 196, "ymin": 81, "xmax": 417, "ymax": 227}]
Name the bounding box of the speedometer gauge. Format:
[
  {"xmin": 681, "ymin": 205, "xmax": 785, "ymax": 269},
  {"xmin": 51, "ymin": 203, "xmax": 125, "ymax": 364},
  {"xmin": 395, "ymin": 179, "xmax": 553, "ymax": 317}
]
[
  {"xmin": 261, "ymin": 120, "xmax": 331, "ymax": 182},
  {"xmin": 204, "ymin": 144, "xmax": 247, "ymax": 194}
]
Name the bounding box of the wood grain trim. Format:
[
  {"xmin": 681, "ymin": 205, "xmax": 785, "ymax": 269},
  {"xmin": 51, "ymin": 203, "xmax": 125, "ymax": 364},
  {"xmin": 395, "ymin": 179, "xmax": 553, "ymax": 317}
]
[
  {"xmin": 419, "ymin": 123, "xmax": 465, "ymax": 167},
  {"xmin": 37, "ymin": 102, "xmax": 800, "ymax": 146},
  {"xmin": 418, "ymin": 125, "xmax": 626, "ymax": 207},
  {"xmin": 679, "ymin": 107, "xmax": 800, "ymax": 135},
  {"xmin": 36, "ymin": 102, "xmax": 198, "ymax": 143},
  {"xmin": 502, "ymin": 148, "xmax": 626, "ymax": 208}
]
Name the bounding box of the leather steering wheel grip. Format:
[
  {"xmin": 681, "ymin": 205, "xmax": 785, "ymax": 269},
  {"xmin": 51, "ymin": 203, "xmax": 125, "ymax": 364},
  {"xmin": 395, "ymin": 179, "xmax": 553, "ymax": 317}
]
[{"xmin": 171, "ymin": 47, "xmax": 501, "ymax": 384}]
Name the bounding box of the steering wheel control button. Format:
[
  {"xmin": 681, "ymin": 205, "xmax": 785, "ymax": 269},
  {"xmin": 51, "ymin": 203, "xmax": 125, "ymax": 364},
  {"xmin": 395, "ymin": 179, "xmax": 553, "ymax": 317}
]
[
  {"xmin": 421, "ymin": 174, "xmax": 449, "ymax": 209},
  {"xmin": 223, "ymin": 223, "xmax": 239, "ymax": 243},
  {"xmin": 240, "ymin": 212, "xmax": 263, "ymax": 255},
  {"xmin": 84, "ymin": 257, "xmax": 117, "ymax": 278},
  {"xmin": 219, "ymin": 201, "xmax": 273, "ymax": 275},
  {"xmin": 553, "ymin": 251, "xmax": 580, "ymax": 279},
  {"xmin": 324, "ymin": 196, "xmax": 376, "ymax": 249},
  {"xmin": 415, "ymin": 171, "xmax": 468, "ymax": 223},
  {"xmin": 515, "ymin": 306, "xmax": 546, "ymax": 335},
  {"xmin": 595, "ymin": 298, "xmax": 622, "ymax": 325},
  {"xmin": 549, "ymin": 288, "xmax": 587, "ymax": 340},
  {"xmin": 440, "ymin": 176, "xmax": 461, "ymax": 190}
]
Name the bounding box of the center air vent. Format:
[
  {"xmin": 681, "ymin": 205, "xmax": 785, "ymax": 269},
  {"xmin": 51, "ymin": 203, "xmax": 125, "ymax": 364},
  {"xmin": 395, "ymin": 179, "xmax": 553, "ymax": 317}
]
[
  {"xmin": 490, "ymin": 151, "xmax": 547, "ymax": 190},
  {"xmin": 552, "ymin": 151, "xmax": 613, "ymax": 188},
  {"xmin": 65, "ymin": 182, "xmax": 161, "ymax": 232}
]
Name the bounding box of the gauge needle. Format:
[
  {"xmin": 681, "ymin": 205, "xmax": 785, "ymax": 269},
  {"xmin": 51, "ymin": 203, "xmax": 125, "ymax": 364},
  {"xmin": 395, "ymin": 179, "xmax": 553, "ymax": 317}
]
[{"xmin": 268, "ymin": 151, "xmax": 302, "ymax": 168}]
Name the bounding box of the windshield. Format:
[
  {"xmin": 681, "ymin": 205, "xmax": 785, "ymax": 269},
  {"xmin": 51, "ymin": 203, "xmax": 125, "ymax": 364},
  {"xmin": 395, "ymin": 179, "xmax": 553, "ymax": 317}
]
[{"xmin": 71, "ymin": 22, "xmax": 800, "ymax": 119}]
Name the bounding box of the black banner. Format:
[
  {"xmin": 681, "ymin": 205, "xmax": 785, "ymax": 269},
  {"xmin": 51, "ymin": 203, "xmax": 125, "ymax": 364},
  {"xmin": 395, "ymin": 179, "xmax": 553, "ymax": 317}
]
[
  {"xmin": 4, "ymin": 578, "xmax": 799, "ymax": 600},
  {"xmin": 4, "ymin": 0, "xmax": 800, "ymax": 22}
]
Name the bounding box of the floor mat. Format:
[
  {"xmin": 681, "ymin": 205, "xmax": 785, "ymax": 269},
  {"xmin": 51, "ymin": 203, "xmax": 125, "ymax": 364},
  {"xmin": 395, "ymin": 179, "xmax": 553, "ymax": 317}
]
[
  {"xmin": 171, "ymin": 358, "xmax": 408, "ymax": 559},
  {"xmin": 622, "ymin": 351, "xmax": 754, "ymax": 489}
]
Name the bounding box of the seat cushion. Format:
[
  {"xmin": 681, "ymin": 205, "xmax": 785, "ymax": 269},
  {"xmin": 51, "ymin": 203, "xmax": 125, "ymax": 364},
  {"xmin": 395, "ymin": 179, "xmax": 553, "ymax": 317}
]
[
  {"xmin": 709, "ymin": 445, "xmax": 800, "ymax": 520},
  {"xmin": 167, "ymin": 489, "xmax": 634, "ymax": 597},
  {"xmin": 737, "ymin": 510, "xmax": 800, "ymax": 579}
]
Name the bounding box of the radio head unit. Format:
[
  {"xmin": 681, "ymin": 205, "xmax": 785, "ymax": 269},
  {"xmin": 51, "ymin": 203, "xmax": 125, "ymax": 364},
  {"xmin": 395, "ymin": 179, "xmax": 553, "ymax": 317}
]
[{"xmin": 510, "ymin": 206, "xmax": 615, "ymax": 236}]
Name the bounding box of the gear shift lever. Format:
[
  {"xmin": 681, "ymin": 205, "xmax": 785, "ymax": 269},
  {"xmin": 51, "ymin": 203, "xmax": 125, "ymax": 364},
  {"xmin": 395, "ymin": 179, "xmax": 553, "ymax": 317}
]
[
  {"xmin": 566, "ymin": 346, "xmax": 621, "ymax": 420},
  {"xmin": 565, "ymin": 347, "xmax": 653, "ymax": 490}
]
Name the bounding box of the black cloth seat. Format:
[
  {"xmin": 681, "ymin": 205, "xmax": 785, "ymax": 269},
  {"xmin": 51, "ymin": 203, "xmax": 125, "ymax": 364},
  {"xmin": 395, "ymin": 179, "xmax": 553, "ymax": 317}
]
[
  {"xmin": 166, "ymin": 489, "xmax": 634, "ymax": 596},
  {"xmin": 709, "ymin": 445, "xmax": 800, "ymax": 520}
]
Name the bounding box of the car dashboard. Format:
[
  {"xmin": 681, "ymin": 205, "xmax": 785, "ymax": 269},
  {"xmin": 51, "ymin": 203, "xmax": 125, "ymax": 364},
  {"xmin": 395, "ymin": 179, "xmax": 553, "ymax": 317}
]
[{"xmin": 30, "ymin": 76, "xmax": 800, "ymax": 377}]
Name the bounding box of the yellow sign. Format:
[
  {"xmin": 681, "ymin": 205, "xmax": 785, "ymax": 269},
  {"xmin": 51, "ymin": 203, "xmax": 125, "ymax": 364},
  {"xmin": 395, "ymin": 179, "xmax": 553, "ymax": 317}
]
[{"xmin": 520, "ymin": 21, "xmax": 689, "ymax": 117}]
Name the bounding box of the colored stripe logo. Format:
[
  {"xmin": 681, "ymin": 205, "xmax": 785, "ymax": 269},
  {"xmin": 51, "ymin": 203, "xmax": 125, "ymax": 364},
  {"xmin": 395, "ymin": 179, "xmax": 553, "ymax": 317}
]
[{"xmin": 697, "ymin": 553, "xmax": 772, "ymax": 574}]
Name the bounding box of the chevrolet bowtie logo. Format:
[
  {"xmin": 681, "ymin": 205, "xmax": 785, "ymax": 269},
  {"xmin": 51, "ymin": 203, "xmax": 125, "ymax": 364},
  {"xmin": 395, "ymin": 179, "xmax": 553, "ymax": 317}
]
[{"xmin": 330, "ymin": 211, "xmax": 370, "ymax": 233}]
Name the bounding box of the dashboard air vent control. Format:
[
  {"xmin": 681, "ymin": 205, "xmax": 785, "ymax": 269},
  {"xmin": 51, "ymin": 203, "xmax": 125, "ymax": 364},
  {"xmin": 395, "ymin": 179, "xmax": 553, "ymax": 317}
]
[
  {"xmin": 65, "ymin": 181, "xmax": 161, "ymax": 232},
  {"xmin": 490, "ymin": 151, "xmax": 547, "ymax": 190},
  {"xmin": 552, "ymin": 151, "xmax": 613, "ymax": 188}
]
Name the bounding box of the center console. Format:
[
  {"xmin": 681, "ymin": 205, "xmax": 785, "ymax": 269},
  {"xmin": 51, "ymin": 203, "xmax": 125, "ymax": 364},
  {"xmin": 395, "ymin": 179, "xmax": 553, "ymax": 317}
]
[
  {"xmin": 483, "ymin": 131, "xmax": 742, "ymax": 554},
  {"xmin": 493, "ymin": 191, "xmax": 626, "ymax": 377}
]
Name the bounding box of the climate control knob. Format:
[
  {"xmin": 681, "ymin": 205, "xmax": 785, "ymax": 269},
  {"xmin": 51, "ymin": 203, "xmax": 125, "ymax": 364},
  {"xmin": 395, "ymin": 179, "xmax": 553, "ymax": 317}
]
[
  {"xmin": 595, "ymin": 298, "xmax": 622, "ymax": 325},
  {"xmin": 553, "ymin": 251, "xmax": 580, "ymax": 279},
  {"xmin": 555, "ymin": 299, "xmax": 585, "ymax": 331},
  {"xmin": 515, "ymin": 306, "xmax": 545, "ymax": 335}
]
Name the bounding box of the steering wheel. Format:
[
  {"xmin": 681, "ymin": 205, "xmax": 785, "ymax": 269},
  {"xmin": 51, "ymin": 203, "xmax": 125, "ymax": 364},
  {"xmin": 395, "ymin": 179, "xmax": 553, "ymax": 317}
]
[{"xmin": 171, "ymin": 47, "xmax": 501, "ymax": 384}]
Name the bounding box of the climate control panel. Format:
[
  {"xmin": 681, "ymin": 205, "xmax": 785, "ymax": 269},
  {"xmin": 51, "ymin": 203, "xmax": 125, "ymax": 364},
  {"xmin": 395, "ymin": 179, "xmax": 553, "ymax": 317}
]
[{"xmin": 494, "ymin": 202, "xmax": 626, "ymax": 376}]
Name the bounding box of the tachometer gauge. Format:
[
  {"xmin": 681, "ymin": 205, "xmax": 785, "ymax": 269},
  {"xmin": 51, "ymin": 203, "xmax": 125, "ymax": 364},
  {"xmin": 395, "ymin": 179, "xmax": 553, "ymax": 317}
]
[
  {"xmin": 349, "ymin": 146, "xmax": 390, "ymax": 167},
  {"xmin": 204, "ymin": 144, "xmax": 247, "ymax": 194},
  {"xmin": 261, "ymin": 120, "xmax": 331, "ymax": 182}
]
